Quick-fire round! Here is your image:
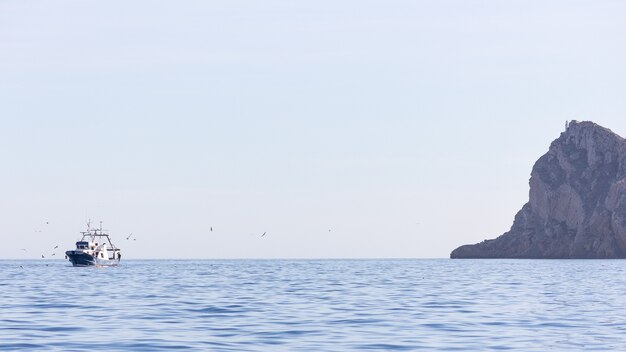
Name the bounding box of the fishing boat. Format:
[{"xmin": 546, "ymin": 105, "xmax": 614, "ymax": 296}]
[{"xmin": 65, "ymin": 221, "xmax": 121, "ymax": 267}]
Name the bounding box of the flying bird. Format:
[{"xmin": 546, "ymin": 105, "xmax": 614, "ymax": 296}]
[
  {"xmin": 19, "ymin": 265, "xmax": 23, "ymax": 269},
  {"xmin": 41, "ymin": 255, "xmax": 45, "ymax": 259},
  {"xmin": 210, "ymin": 227, "xmax": 213, "ymax": 232},
  {"xmin": 51, "ymin": 253, "xmax": 56, "ymax": 256},
  {"xmin": 46, "ymin": 222, "xmax": 49, "ymax": 225},
  {"xmin": 53, "ymin": 245, "xmax": 58, "ymax": 249},
  {"xmin": 261, "ymin": 232, "xmax": 267, "ymax": 237},
  {"xmin": 126, "ymin": 233, "xmax": 133, "ymax": 240},
  {"xmin": 20, "ymin": 248, "xmax": 27, "ymax": 252}
]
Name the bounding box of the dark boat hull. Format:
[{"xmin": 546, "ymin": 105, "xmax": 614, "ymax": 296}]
[{"xmin": 65, "ymin": 251, "xmax": 120, "ymax": 267}]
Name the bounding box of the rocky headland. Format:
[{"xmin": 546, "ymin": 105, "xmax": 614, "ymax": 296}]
[{"xmin": 451, "ymin": 120, "xmax": 626, "ymax": 258}]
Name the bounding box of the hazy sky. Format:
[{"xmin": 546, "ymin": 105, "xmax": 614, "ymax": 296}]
[{"xmin": 1, "ymin": 0, "xmax": 625, "ymax": 259}]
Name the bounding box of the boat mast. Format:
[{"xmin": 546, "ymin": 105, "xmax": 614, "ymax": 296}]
[{"xmin": 77, "ymin": 219, "xmax": 118, "ymax": 250}]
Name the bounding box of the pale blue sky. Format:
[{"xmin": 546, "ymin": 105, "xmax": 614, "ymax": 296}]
[{"xmin": 1, "ymin": 0, "xmax": 625, "ymax": 258}]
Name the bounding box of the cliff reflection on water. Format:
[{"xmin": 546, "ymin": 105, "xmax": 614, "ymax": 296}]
[{"xmin": 2, "ymin": 259, "xmax": 626, "ymax": 351}]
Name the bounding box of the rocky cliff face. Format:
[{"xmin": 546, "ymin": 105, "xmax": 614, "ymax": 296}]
[{"xmin": 451, "ymin": 121, "xmax": 626, "ymax": 258}]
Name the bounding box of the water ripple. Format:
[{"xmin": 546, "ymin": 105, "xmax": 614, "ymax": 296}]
[{"xmin": 2, "ymin": 259, "xmax": 626, "ymax": 351}]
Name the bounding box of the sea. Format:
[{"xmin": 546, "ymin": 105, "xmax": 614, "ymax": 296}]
[{"xmin": 1, "ymin": 259, "xmax": 626, "ymax": 351}]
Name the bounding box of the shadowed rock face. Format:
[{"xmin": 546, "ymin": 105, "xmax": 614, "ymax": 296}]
[{"xmin": 451, "ymin": 121, "xmax": 626, "ymax": 259}]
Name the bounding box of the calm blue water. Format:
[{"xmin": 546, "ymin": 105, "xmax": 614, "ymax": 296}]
[{"xmin": 1, "ymin": 259, "xmax": 626, "ymax": 351}]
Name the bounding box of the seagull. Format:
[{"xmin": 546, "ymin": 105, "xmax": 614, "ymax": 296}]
[
  {"xmin": 126, "ymin": 233, "xmax": 133, "ymax": 240},
  {"xmin": 261, "ymin": 232, "xmax": 266, "ymax": 237}
]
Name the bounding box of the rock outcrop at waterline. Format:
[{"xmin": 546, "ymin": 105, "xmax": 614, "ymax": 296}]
[{"xmin": 451, "ymin": 121, "xmax": 626, "ymax": 259}]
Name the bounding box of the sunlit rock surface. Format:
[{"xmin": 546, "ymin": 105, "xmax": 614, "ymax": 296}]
[{"xmin": 451, "ymin": 121, "xmax": 626, "ymax": 258}]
